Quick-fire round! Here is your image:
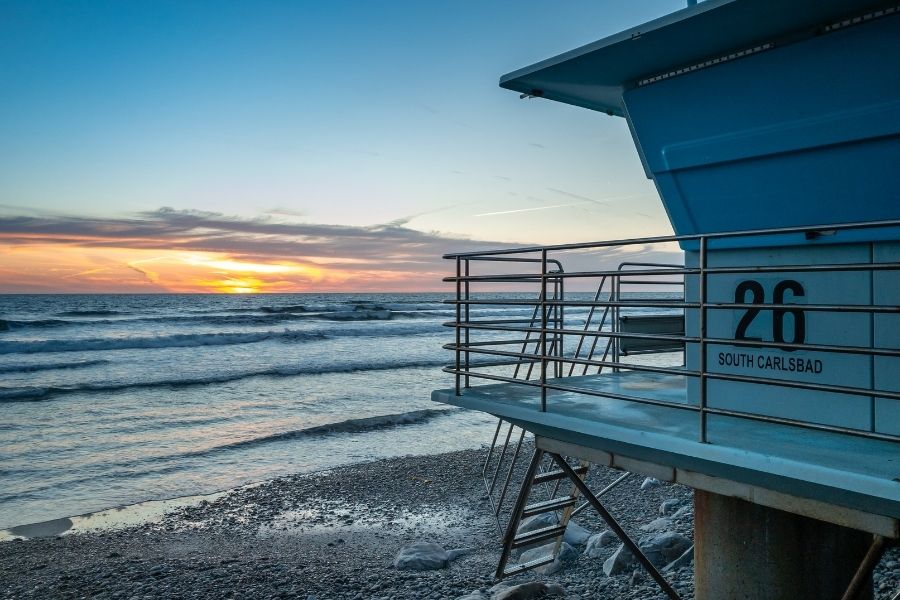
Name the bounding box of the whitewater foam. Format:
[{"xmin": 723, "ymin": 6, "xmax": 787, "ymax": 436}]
[
  {"xmin": 0, "ymin": 357, "xmax": 449, "ymax": 402},
  {"xmin": 0, "ymin": 329, "xmax": 324, "ymax": 355}
]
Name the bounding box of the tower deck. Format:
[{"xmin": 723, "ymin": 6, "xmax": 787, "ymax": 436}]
[{"xmin": 433, "ymin": 369, "xmax": 900, "ymax": 531}]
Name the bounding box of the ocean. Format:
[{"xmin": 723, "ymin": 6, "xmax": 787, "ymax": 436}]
[
  {"xmin": 0, "ymin": 293, "xmax": 504, "ymax": 530},
  {"xmin": 0, "ymin": 292, "xmax": 681, "ymax": 531}
]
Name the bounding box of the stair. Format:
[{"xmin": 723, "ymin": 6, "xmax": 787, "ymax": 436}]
[{"xmin": 494, "ymin": 448, "xmax": 589, "ymax": 579}]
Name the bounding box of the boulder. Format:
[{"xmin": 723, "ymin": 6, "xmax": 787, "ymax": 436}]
[
  {"xmin": 584, "ymin": 531, "xmax": 618, "ymax": 558},
  {"xmin": 393, "ymin": 542, "xmax": 451, "ymax": 570},
  {"xmin": 640, "ymin": 517, "xmax": 673, "ymax": 533},
  {"xmin": 516, "ymin": 513, "xmax": 558, "ymax": 535},
  {"xmin": 603, "ymin": 544, "xmax": 635, "ymax": 576},
  {"xmin": 563, "ymin": 520, "xmax": 592, "ymax": 546},
  {"xmin": 456, "ymin": 593, "xmax": 487, "ymax": 600},
  {"xmin": 663, "ymin": 544, "xmax": 694, "ymax": 572},
  {"xmin": 638, "ymin": 532, "xmax": 693, "ymax": 568},
  {"xmin": 659, "ymin": 498, "xmax": 682, "ymax": 515},
  {"xmin": 492, "ymin": 582, "xmax": 565, "ymax": 600},
  {"xmin": 517, "ymin": 542, "xmax": 578, "ymax": 575},
  {"xmin": 640, "ymin": 477, "xmax": 662, "ymax": 491},
  {"xmin": 672, "ymin": 505, "xmax": 693, "ymax": 520}
]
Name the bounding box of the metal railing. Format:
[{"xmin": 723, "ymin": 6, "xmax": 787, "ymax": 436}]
[{"xmin": 442, "ymin": 219, "xmax": 900, "ymax": 445}]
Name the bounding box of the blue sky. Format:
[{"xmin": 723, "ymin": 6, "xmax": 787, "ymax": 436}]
[{"xmin": 0, "ymin": 1, "xmax": 687, "ymax": 292}]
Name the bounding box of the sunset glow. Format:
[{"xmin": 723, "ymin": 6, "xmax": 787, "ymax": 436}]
[{"xmin": 0, "ymin": 243, "xmax": 432, "ymax": 293}]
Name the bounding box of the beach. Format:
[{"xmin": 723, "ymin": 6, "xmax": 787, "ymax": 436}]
[{"xmin": 2, "ymin": 446, "xmax": 898, "ymax": 600}]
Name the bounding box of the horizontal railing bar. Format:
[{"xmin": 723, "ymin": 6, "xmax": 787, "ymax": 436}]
[
  {"xmin": 444, "ymin": 323, "xmax": 696, "ymax": 343},
  {"xmin": 440, "ymin": 299, "xmax": 544, "ymax": 306},
  {"xmin": 445, "ymin": 268, "xmax": 698, "ymax": 282},
  {"xmin": 443, "ymin": 299, "xmax": 696, "ymax": 308},
  {"xmin": 441, "ymin": 367, "xmax": 544, "ymax": 388},
  {"xmin": 445, "ymin": 262, "xmax": 900, "ymax": 283},
  {"xmin": 448, "ymin": 342, "xmax": 900, "ymax": 400},
  {"xmin": 443, "ymin": 276, "xmax": 547, "ymax": 283},
  {"xmin": 618, "ymin": 280, "xmax": 686, "ymax": 286},
  {"xmin": 463, "ymin": 318, "xmax": 563, "ymax": 325},
  {"xmin": 443, "ymin": 366, "xmax": 701, "ymax": 413},
  {"xmin": 707, "ymin": 302, "xmax": 900, "ymax": 314},
  {"xmin": 444, "ymin": 344, "xmax": 695, "ymax": 378},
  {"xmin": 458, "ymin": 339, "xmax": 541, "ymax": 347},
  {"xmin": 703, "ymin": 406, "xmax": 900, "ymax": 443},
  {"xmin": 702, "ymin": 262, "xmax": 900, "ymax": 275},
  {"xmin": 458, "ymin": 359, "xmax": 540, "ymax": 369},
  {"xmin": 704, "ymin": 371, "xmax": 900, "ymax": 401},
  {"xmin": 442, "ymin": 298, "xmax": 897, "ymax": 314},
  {"xmin": 463, "ymin": 256, "xmax": 564, "ymax": 267},
  {"xmin": 443, "ymin": 343, "xmax": 541, "ymax": 353},
  {"xmin": 446, "ymin": 322, "xmax": 900, "ymax": 359},
  {"xmin": 442, "ymin": 218, "xmax": 900, "ymax": 259},
  {"xmin": 706, "ymin": 336, "xmax": 900, "ymax": 358}
]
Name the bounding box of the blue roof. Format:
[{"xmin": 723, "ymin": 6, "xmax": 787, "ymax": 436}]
[{"xmin": 500, "ymin": 0, "xmax": 899, "ymax": 117}]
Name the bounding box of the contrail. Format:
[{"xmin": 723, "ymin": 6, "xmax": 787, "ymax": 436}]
[{"xmin": 474, "ymin": 202, "xmax": 587, "ymax": 217}]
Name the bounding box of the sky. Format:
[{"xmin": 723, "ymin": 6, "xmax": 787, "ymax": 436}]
[{"xmin": 0, "ymin": 0, "xmax": 688, "ymax": 293}]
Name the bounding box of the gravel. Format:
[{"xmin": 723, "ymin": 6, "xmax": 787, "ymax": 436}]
[{"xmin": 1, "ymin": 446, "xmax": 897, "ymax": 599}]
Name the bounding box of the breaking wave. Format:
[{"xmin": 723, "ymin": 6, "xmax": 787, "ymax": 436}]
[
  {"xmin": 55, "ymin": 310, "xmax": 123, "ymax": 317},
  {"xmin": 208, "ymin": 408, "xmax": 454, "ymax": 453},
  {"xmin": 0, "ymin": 330, "xmax": 323, "ymax": 355},
  {"xmin": 0, "ymin": 358, "xmax": 448, "ymax": 402},
  {"xmin": 0, "ymin": 360, "xmax": 109, "ymax": 374}
]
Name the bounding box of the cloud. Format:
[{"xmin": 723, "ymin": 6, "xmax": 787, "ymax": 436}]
[
  {"xmin": 0, "ymin": 206, "xmax": 518, "ymax": 274},
  {"xmin": 0, "ymin": 206, "xmax": 680, "ymax": 292}
]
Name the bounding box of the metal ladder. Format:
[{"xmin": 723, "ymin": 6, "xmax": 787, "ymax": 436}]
[
  {"xmin": 495, "ymin": 449, "xmax": 588, "ymax": 578},
  {"xmin": 495, "ymin": 450, "xmax": 682, "ymax": 600}
]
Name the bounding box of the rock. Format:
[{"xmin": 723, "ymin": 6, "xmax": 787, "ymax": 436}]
[
  {"xmin": 447, "ymin": 547, "xmax": 474, "ymax": 561},
  {"xmin": 518, "ymin": 542, "xmax": 578, "ymax": 575},
  {"xmin": 584, "ymin": 531, "xmax": 618, "ymax": 558},
  {"xmin": 491, "ymin": 582, "xmax": 565, "ymax": 600},
  {"xmin": 516, "ymin": 513, "xmax": 558, "ymax": 535},
  {"xmin": 672, "ymin": 505, "xmax": 693, "ymax": 520},
  {"xmin": 663, "ymin": 544, "xmax": 694, "ymax": 572},
  {"xmin": 629, "ymin": 569, "xmax": 645, "ymax": 586},
  {"xmin": 563, "ymin": 520, "xmax": 592, "ymax": 546},
  {"xmin": 640, "ymin": 477, "xmax": 662, "ymax": 491},
  {"xmin": 638, "ymin": 532, "xmax": 693, "ymax": 568},
  {"xmin": 640, "ymin": 517, "xmax": 673, "ymax": 532},
  {"xmin": 456, "ymin": 593, "xmax": 486, "ymax": 600},
  {"xmin": 393, "ymin": 542, "xmax": 451, "ymax": 571},
  {"xmin": 659, "ymin": 499, "xmax": 682, "ymax": 515},
  {"xmin": 603, "ymin": 544, "xmax": 635, "ymax": 576}
]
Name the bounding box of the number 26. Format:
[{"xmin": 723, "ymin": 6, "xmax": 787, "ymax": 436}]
[{"xmin": 734, "ymin": 279, "xmax": 806, "ymax": 346}]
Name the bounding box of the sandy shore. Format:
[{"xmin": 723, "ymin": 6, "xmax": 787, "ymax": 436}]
[{"xmin": 1, "ymin": 447, "xmax": 897, "ymax": 599}]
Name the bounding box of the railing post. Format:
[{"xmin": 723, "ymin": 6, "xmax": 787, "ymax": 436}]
[
  {"xmin": 464, "ymin": 259, "xmax": 471, "ymax": 388},
  {"xmin": 612, "ymin": 274, "xmax": 620, "ymax": 372},
  {"xmin": 540, "ymin": 250, "xmax": 548, "ymax": 412},
  {"xmin": 699, "ymin": 236, "xmax": 709, "ymax": 443},
  {"xmin": 558, "ymin": 273, "xmax": 564, "ymax": 378},
  {"xmin": 455, "ymin": 256, "xmax": 462, "ymax": 396}
]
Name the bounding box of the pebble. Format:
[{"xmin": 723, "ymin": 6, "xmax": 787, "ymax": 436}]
[{"xmin": 1, "ymin": 445, "xmax": 896, "ymax": 600}]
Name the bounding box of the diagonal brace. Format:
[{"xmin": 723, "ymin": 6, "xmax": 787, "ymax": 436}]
[
  {"xmin": 840, "ymin": 534, "xmax": 892, "ymax": 600},
  {"xmin": 549, "ymin": 453, "xmax": 681, "ymax": 600}
]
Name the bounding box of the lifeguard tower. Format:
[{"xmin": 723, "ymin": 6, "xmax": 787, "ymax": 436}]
[{"xmin": 431, "ymin": 1, "xmax": 900, "ymax": 598}]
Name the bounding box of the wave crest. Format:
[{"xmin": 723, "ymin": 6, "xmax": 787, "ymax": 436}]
[
  {"xmin": 0, "ymin": 329, "xmax": 322, "ymax": 355},
  {"xmin": 0, "ymin": 357, "xmax": 447, "ymax": 402}
]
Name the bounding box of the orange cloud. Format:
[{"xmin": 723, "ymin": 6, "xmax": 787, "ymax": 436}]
[
  {"xmin": 0, "ymin": 243, "xmax": 449, "ymax": 293},
  {"xmin": 0, "ymin": 207, "xmax": 519, "ymax": 293}
]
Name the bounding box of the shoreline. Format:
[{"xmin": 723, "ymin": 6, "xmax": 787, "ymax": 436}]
[{"xmin": 2, "ymin": 447, "xmax": 897, "ymax": 599}]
